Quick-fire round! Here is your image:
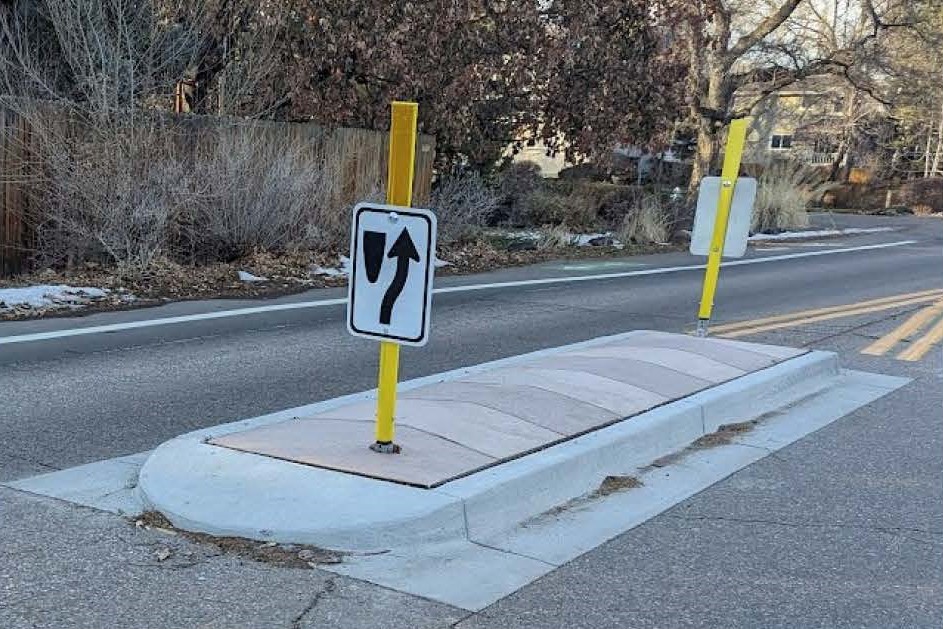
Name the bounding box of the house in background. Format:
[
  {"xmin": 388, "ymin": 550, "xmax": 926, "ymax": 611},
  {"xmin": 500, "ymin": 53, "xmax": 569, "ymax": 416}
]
[
  {"xmin": 739, "ymin": 76, "xmax": 884, "ymax": 173},
  {"xmin": 509, "ymin": 130, "xmax": 690, "ymax": 182},
  {"xmin": 508, "ymin": 77, "xmax": 880, "ymax": 181},
  {"xmin": 510, "ymin": 136, "xmax": 574, "ymax": 178}
]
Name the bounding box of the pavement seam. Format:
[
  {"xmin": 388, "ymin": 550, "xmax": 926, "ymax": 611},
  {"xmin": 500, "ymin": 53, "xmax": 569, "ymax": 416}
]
[
  {"xmin": 0, "ymin": 447, "xmax": 60, "ymax": 474},
  {"xmin": 461, "ymin": 501, "xmax": 471, "ymax": 540},
  {"xmin": 448, "ymin": 610, "xmax": 480, "ymax": 629},
  {"xmin": 466, "ymin": 538, "xmax": 557, "ymax": 567},
  {"xmin": 727, "ymin": 440, "xmax": 790, "ymax": 462},
  {"xmin": 666, "ymin": 513, "xmax": 943, "ymax": 537}
]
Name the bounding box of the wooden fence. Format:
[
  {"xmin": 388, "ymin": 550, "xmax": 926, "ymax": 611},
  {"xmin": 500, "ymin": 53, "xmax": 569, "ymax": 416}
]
[
  {"xmin": 0, "ymin": 107, "xmax": 33, "ymax": 276},
  {"xmin": 0, "ymin": 106, "xmax": 435, "ymax": 277}
]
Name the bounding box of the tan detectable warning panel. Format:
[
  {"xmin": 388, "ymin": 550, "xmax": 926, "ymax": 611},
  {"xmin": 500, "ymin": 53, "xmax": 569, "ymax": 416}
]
[{"xmin": 210, "ymin": 332, "xmax": 805, "ymax": 488}]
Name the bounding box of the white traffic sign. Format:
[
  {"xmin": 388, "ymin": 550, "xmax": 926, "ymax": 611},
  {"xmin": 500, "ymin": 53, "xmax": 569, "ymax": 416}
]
[
  {"xmin": 347, "ymin": 203, "xmax": 437, "ymax": 346},
  {"xmin": 690, "ymin": 176, "xmax": 757, "ymax": 258}
]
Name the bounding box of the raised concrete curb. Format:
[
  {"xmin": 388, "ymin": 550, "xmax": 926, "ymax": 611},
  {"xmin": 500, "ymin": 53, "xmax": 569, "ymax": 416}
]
[{"xmin": 138, "ymin": 337, "xmax": 840, "ymax": 551}]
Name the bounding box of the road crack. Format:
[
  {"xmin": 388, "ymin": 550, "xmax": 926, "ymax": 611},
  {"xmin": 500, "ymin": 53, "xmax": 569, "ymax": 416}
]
[
  {"xmin": 798, "ymin": 305, "xmax": 926, "ymax": 347},
  {"xmin": 290, "ymin": 577, "xmax": 336, "ymax": 629}
]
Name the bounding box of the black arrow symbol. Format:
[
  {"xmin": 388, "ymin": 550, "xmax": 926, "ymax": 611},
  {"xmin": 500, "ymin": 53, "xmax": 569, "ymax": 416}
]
[{"xmin": 380, "ymin": 227, "xmax": 420, "ymax": 325}]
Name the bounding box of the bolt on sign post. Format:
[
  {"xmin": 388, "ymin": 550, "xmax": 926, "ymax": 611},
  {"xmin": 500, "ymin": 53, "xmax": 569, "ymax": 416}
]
[
  {"xmin": 694, "ymin": 118, "xmax": 750, "ymax": 338},
  {"xmin": 346, "ymin": 101, "xmax": 438, "ymax": 454}
]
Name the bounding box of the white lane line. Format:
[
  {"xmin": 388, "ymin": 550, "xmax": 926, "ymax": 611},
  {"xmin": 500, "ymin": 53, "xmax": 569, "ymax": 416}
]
[
  {"xmin": 0, "ymin": 240, "xmax": 917, "ymax": 346},
  {"xmin": 434, "ymin": 240, "xmax": 916, "ymax": 295}
]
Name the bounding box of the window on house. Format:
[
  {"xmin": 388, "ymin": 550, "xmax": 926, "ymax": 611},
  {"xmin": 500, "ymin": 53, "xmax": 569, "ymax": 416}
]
[{"xmin": 770, "ymin": 134, "xmax": 793, "ymax": 149}]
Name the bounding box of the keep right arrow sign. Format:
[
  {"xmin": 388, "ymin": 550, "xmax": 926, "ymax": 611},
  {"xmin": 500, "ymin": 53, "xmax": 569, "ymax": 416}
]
[
  {"xmin": 347, "ymin": 203, "xmax": 438, "ymax": 346},
  {"xmin": 380, "ymin": 228, "xmax": 421, "ymax": 325}
]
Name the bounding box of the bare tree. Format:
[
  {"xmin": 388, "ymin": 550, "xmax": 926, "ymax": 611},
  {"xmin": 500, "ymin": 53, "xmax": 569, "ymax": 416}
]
[
  {"xmin": 680, "ymin": 0, "xmax": 920, "ymax": 190},
  {"xmin": 863, "ymin": 1, "xmax": 943, "ymax": 178}
]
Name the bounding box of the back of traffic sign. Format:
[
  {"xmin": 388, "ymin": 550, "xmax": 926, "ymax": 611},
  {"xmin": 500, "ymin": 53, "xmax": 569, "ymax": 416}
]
[{"xmin": 690, "ymin": 176, "xmax": 757, "ymax": 259}]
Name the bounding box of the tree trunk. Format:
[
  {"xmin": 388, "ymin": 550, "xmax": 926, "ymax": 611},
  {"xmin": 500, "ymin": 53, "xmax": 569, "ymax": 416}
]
[
  {"xmin": 930, "ymin": 103, "xmax": 943, "ymax": 176},
  {"xmin": 828, "ymin": 141, "xmax": 848, "ymax": 181},
  {"xmin": 688, "ymin": 63, "xmax": 731, "ymax": 196},
  {"xmin": 924, "ymin": 122, "xmax": 934, "ymax": 178},
  {"xmin": 690, "ymin": 116, "xmax": 719, "ymax": 194},
  {"xmin": 685, "ymin": 4, "xmax": 741, "ymax": 201},
  {"xmin": 836, "ymin": 88, "xmax": 858, "ymax": 182}
]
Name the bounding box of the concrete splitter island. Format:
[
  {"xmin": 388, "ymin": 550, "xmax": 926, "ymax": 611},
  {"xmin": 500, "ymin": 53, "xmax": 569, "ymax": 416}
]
[{"xmin": 136, "ymin": 329, "xmax": 891, "ymax": 552}]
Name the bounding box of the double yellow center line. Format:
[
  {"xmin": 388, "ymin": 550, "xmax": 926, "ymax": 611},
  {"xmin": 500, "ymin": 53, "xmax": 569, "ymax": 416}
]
[
  {"xmin": 862, "ymin": 300, "xmax": 943, "ymax": 361},
  {"xmin": 709, "ymin": 288, "xmax": 943, "ymax": 361}
]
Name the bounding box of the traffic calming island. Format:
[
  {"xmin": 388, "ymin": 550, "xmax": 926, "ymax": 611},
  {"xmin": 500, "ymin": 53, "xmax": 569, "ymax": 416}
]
[{"xmin": 138, "ymin": 330, "xmax": 902, "ymax": 553}]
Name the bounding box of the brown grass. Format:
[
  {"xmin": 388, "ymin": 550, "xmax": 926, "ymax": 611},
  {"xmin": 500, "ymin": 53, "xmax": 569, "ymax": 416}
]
[
  {"xmin": 752, "ymin": 160, "xmax": 833, "ymax": 233},
  {"xmin": 690, "ymin": 420, "xmax": 758, "ymax": 448},
  {"xmin": 134, "ymin": 511, "xmax": 345, "ymax": 568},
  {"xmin": 593, "ymin": 475, "xmax": 643, "ymax": 497}
]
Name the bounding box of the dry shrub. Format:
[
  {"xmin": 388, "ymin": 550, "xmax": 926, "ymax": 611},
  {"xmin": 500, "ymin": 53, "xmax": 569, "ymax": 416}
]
[
  {"xmin": 32, "ymin": 114, "xmax": 191, "ymax": 272},
  {"xmin": 188, "ymin": 126, "xmax": 338, "ymax": 261},
  {"xmin": 499, "ymin": 161, "xmax": 542, "ymax": 200},
  {"xmin": 753, "ymin": 160, "xmax": 832, "ymax": 233},
  {"xmin": 499, "ymin": 161, "xmax": 543, "ymax": 224},
  {"xmin": 29, "ymin": 115, "xmax": 343, "ymax": 273},
  {"xmin": 519, "ymin": 189, "xmax": 596, "ymax": 228},
  {"xmin": 578, "ymin": 182, "xmax": 641, "ymax": 223},
  {"xmin": 619, "ymin": 193, "xmax": 670, "ymax": 244},
  {"xmin": 537, "ymin": 224, "xmax": 573, "ymax": 250},
  {"xmin": 430, "ymin": 170, "xmax": 500, "ymax": 242},
  {"xmin": 896, "ymin": 178, "xmax": 943, "ymax": 213},
  {"xmin": 555, "ymin": 181, "xmax": 677, "ymax": 229}
]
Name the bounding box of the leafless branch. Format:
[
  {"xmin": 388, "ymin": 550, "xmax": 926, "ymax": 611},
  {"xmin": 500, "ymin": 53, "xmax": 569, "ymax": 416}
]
[{"xmin": 726, "ymin": 0, "xmax": 804, "ymax": 63}]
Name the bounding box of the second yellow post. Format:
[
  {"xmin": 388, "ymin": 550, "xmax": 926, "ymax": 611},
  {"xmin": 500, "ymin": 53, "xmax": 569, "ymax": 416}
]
[{"xmin": 695, "ymin": 118, "xmax": 748, "ymax": 337}]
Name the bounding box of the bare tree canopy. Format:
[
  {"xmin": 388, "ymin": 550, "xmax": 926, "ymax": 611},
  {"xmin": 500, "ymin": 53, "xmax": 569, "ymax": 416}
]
[
  {"xmin": 678, "ymin": 0, "xmax": 928, "ymax": 187},
  {"xmin": 1, "ymin": 0, "xmax": 938, "ymax": 181}
]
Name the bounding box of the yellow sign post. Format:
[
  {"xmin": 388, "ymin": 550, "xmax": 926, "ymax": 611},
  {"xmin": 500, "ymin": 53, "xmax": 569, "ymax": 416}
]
[
  {"xmin": 370, "ymin": 101, "xmax": 419, "ymax": 454},
  {"xmin": 695, "ymin": 118, "xmax": 749, "ymax": 338}
]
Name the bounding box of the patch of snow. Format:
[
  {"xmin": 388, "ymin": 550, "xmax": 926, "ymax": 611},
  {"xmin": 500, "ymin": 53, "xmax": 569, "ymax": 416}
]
[
  {"xmin": 571, "ymin": 232, "xmax": 610, "ymax": 246},
  {"xmin": 313, "ymin": 255, "xmax": 351, "ymax": 278},
  {"xmin": 487, "ymin": 228, "xmax": 628, "ymax": 248},
  {"xmin": 237, "ymin": 270, "xmax": 268, "ymax": 282},
  {"xmin": 569, "ymin": 232, "xmax": 625, "ymax": 247},
  {"xmin": 484, "ymin": 229, "xmax": 542, "ymax": 242},
  {"xmin": 433, "ymin": 256, "xmax": 451, "ymax": 268},
  {"xmin": 749, "ymin": 226, "xmax": 894, "ymax": 241},
  {"xmin": 0, "ymin": 285, "xmax": 108, "ymax": 312}
]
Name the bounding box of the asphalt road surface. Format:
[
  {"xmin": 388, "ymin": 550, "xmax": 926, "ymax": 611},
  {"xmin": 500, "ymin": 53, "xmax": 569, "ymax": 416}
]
[{"xmin": 1, "ymin": 212, "xmax": 941, "ymax": 629}]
